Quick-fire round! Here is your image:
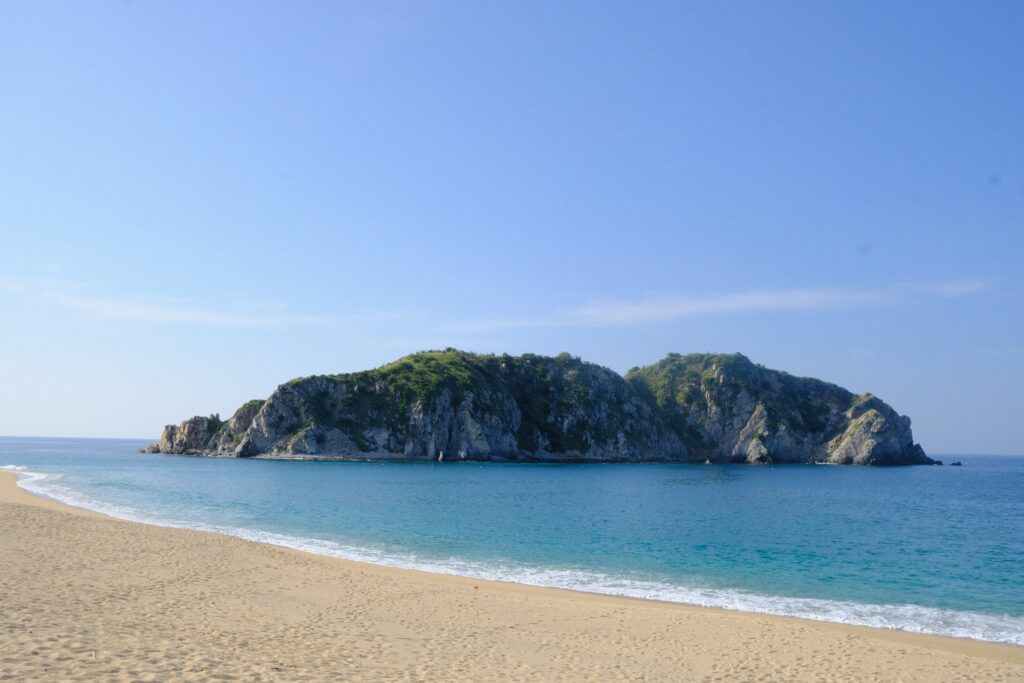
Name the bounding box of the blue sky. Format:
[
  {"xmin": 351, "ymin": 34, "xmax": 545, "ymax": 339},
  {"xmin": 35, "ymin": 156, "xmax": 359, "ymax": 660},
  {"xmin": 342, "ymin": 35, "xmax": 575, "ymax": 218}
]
[{"xmin": 1, "ymin": 1, "xmax": 1021, "ymax": 453}]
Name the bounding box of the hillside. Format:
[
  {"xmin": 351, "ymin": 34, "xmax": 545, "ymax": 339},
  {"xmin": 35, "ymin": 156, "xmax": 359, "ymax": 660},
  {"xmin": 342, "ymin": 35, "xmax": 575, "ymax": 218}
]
[{"xmin": 145, "ymin": 350, "xmax": 934, "ymax": 465}]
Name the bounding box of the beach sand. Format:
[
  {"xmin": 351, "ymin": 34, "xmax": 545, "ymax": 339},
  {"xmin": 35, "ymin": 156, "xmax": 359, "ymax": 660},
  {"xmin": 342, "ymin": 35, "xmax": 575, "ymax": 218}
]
[{"xmin": 1, "ymin": 472, "xmax": 1021, "ymax": 681}]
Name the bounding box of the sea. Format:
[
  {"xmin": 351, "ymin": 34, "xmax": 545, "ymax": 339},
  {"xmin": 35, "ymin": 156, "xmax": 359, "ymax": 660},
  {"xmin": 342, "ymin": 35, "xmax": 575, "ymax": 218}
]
[{"xmin": 1, "ymin": 436, "xmax": 1022, "ymax": 645}]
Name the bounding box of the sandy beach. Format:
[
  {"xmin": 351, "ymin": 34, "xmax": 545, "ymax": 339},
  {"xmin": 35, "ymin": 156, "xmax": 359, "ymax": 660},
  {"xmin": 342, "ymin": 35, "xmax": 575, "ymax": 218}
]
[{"xmin": 0, "ymin": 472, "xmax": 1021, "ymax": 681}]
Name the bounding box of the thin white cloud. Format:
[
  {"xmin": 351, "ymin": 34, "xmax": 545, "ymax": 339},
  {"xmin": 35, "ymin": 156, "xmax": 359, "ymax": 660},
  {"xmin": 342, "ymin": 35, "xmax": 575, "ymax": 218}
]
[
  {"xmin": 441, "ymin": 288, "xmax": 879, "ymax": 333},
  {"xmin": 55, "ymin": 296, "xmax": 334, "ymax": 327},
  {"xmin": 564, "ymin": 288, "xmax": 877, "ymax": 325},
  {"xmin": 441, "ymin": 279, "xmax": 988, "ymax": 334},
  {"xmin": 4, "ymin": 275, "xmax": 988, "ymax": 331},
  {"xmin": 0, "ymin": 277, "xmax": 409, "ymax": 328}
]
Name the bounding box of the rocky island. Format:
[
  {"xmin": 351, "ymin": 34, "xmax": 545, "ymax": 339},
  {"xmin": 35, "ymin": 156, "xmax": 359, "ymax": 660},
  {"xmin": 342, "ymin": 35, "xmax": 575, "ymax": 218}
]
[{"xmin": 145, "ymin": 350, "xmax": 934, "ymax": 466}]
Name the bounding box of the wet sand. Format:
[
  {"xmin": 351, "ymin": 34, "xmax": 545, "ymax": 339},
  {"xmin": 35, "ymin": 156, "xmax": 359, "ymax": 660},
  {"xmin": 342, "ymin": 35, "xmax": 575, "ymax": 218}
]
[{"xmin": 1, "ymin": 471, "xmax": 1021, "ymax": 681}]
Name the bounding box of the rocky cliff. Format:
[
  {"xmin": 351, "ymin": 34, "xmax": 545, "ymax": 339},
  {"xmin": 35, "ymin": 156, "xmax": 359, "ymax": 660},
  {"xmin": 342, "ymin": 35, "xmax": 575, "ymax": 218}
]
[
  {"xmin": 144, "ymin": 350, "xmax": 934, "ymax": 465},
  {"xmin": 624, "ymin": 353, "xmax": 932, "ymax": 465}
]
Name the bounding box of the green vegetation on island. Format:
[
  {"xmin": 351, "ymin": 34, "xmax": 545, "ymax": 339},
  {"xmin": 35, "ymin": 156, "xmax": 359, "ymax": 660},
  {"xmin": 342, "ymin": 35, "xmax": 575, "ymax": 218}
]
[{"xmin": 146, "ymin": 349, "xmax": 933, "ymax": 466}]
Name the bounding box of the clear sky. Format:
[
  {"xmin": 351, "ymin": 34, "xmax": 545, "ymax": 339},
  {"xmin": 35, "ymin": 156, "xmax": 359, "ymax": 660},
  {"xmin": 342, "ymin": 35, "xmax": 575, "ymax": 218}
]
[{"xmin": 1, "ymin": 1, "xmax": 1021, "ymax": 453}]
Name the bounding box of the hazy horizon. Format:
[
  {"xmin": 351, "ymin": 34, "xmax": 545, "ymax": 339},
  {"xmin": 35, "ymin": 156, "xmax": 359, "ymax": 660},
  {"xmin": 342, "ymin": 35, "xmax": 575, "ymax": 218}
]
[
  {"xmin": 2, "ymin": 2, "xmax": 1021, "ymax": 453},
  {"xmin": 0, "ymin": 433, "xmax": 1022, "ymax": 460}
]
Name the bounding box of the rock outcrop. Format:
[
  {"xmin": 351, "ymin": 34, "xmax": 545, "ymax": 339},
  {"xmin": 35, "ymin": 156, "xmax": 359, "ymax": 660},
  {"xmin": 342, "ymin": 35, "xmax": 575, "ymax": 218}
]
[
  {"xmin": 145, "ymin": 350, "xmax": 934, "ymax": 465},
  {"xmin": 142, "ymin": 414, "xmax": 224, "ymax": 455},
  {"xmin": 624, "ymin": 353, "xmax": 933, "ymax": 465}
]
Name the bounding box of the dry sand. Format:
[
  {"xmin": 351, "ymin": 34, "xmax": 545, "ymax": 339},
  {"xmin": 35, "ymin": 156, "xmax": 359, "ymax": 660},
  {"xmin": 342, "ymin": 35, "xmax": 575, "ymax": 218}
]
[{"xmin": 1, "ymin": 472, "xmax": 1021, "ymax": 682}]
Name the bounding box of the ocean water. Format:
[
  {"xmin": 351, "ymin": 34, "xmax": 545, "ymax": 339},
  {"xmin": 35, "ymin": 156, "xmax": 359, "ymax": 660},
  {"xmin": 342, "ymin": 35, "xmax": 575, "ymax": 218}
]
[{"xmin": 1, "ymin": 436, "xmax": 1022, "ymax": 645}]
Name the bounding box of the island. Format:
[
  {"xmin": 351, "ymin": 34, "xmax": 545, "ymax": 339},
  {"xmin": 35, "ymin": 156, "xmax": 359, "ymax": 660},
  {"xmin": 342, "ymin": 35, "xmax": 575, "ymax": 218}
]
[{"xmin": 144, "ymin": 350, "xmax": 935, "ymax": 465}]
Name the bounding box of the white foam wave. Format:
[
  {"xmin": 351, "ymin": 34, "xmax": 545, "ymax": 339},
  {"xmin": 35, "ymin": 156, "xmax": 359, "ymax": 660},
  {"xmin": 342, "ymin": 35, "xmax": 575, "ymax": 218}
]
[{"xmin": 7, "ymin": 466, "xmax": 1024, "ymax": 646}]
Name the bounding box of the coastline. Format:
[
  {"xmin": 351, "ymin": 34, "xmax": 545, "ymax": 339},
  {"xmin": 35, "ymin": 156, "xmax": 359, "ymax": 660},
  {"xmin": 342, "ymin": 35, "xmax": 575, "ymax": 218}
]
[
  {"xmin": 153, "ymin": 450, "xmax": 944, "ymax": 465},
  {"xmin": 1, "ymin": 471, "xmax": 1022, "ymax": 681}
]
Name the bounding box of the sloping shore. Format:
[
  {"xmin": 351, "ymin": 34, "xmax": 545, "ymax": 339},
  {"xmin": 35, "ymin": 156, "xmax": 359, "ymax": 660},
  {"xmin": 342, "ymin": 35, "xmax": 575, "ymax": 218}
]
[{"xmin": 1, "ymin": 472, "xmax": 1021, "ymax": 681}]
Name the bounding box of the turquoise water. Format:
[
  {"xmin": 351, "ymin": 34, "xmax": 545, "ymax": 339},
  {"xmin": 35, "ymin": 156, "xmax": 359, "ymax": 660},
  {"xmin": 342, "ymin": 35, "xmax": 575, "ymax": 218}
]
[{"xmin": 2, "ymin": 436, "xmax": 1022, "ymax": 644}]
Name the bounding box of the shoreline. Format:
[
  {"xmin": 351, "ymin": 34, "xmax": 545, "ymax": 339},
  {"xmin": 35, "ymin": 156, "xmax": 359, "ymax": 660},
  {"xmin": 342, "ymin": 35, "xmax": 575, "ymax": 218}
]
[
  {"xmin": 2, "ymin": 470, "xmax": 1022, "ymax": 680},
  {"xmin": 10, "ymin": 465, "xmax": 1022, "ymax": 645},
  {"xmin": 145, "ymin": 448, "xmax": 946, "ymax": 465}
]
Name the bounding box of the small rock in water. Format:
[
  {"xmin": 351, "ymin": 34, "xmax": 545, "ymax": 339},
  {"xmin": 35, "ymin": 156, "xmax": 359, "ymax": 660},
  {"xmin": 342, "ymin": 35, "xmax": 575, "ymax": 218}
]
[{"xmin": 950, "ymin": 461, "xmax": 963, "ymax": 466}]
